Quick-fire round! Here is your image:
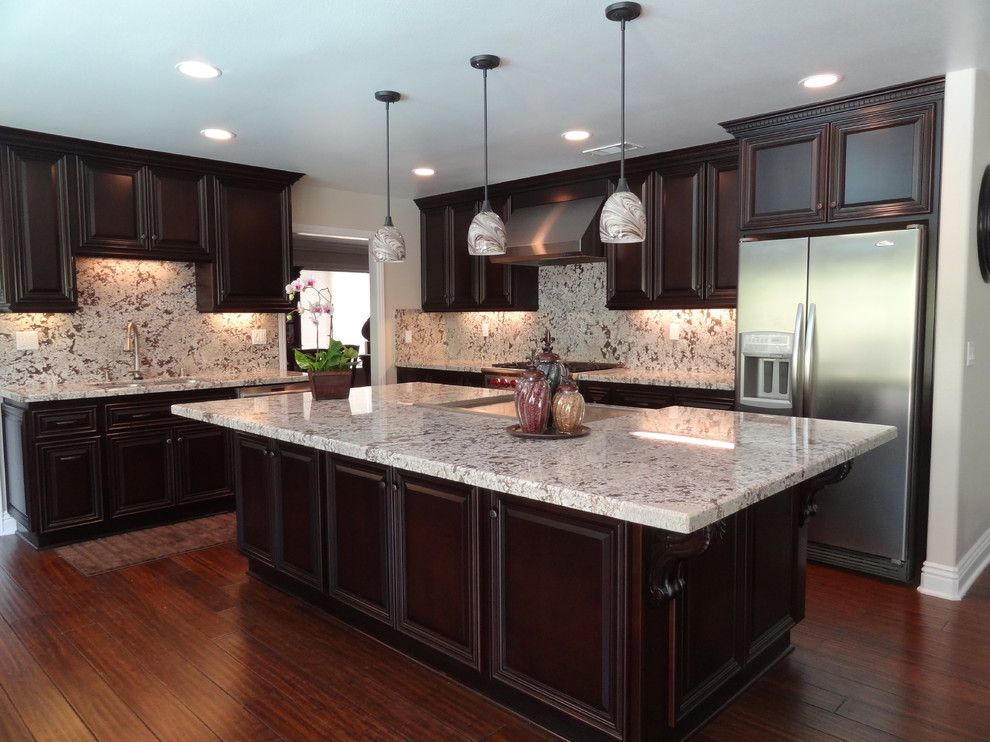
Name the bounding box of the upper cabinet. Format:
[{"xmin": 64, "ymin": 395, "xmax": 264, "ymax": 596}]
[
  {"xmin": 195, "ymin": 175, "xmax": 294, "ymax": 312},
  {"xmin": 0, "ymin": 126, "xmax": 302, "ymax": 314},
  {"xmin": 418, "ymin": 195, "xmax": 538, "ymax": 313},
  {"xmin": 724, "ymin": 78, "xmax": 942, "ymax": 232},
  {"xmin": 606, "ymin": 143, "xmax": 739, "ymax": 310},
  {"xmin": 0, "ymin": 143, "xmax": 78, "ymax": 312}
]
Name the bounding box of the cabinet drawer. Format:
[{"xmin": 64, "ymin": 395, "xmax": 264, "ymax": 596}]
[
  {"xmin": 105, "ymin": 400, "xmax": 176, "ymax": 430},
  {"xmin": 32, "ymin": 406, "xmax": 98, "ymax": 438}
]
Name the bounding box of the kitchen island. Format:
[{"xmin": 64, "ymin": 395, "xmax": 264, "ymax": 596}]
[{"xmin": 173, "ymin": 383, "xmax": 894, "ymax": 741}]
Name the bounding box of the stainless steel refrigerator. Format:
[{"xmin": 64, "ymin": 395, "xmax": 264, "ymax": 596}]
[{"xmin": 735, "ymin": 227, "xmax": 924, "ymax": 581}]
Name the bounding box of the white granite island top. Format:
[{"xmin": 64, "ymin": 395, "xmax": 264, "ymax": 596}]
[
  {"xmin": 0, "ymin": 371, "xmax": 308, "ymax": 404},
  {"xmin": 172, "ymin": 383, "xmax": 895, "ymax": 534}
]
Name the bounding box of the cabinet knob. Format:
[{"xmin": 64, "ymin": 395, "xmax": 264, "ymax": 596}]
[
  {"xmin": 490, "ymin": 508, "xmax": 498, "ymax": 519},
  {"xmin": 706, "ymin": 282, "xmax": 713, "ymax": 294},
  {"xmin": 140, "ymin": 233, "xmax": 147, "ymax": 240},
  {"xmin": 815, "ymin": 203, "xmax": 823, "ymax": 210},
  {"xmin": 829, "ymin": 201, "xmax": 837, "ymax": 208},
  {"xmin": 152, "ymin": 234, "xmax": 159, "ymax": 240},
  {"xmin": 166, "ymin": 438, "xmax": 172, "ymax": 445},
  {"xmin": 176, "ymin": 437, "xmax": 183, "ymax": 443}
]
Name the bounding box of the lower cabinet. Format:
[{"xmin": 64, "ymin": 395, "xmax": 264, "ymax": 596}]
[
  {"xmin": 1, "ymin": 390, "xmax": 236, "ymax": 547},
  {"xmin": 578, "ymin": 381, "xmax": 735, "ymax": 410},
  {"xmin": 396, "ymin": 366, "xmax": 485, "ymax": 387}
]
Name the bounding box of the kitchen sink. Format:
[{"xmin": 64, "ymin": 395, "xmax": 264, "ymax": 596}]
[{"xmin": 423, "ymin": 394, "xmax": 632, "ymax": 423}]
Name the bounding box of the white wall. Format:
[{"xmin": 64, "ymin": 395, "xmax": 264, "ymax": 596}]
[
  {"xmin": 923, "ymin": 68, "xmax": 990, "ymax": 599},
  {"xmin": 292, "ymin": 179, "xmax": 422, "ymax": 382}
]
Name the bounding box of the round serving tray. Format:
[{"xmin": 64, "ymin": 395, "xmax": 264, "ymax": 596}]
[{"xmin": 506, "ymin": 424, "xmax": 591, "ymax": 440}]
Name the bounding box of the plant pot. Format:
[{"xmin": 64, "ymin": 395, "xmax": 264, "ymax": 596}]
[{"xmin": 307, "ymin": 370, "xmax": 352, "ymax": 400}]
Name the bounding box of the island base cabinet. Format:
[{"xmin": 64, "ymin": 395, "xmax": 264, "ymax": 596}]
[{"xmin": 237, "ymin": 450, "xmax": 812, "ymax": 742}]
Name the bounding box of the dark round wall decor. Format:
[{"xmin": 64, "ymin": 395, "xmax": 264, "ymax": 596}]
[{"xmin": 979, "ymin": 164, "xmax": 990, "ymax": 282}]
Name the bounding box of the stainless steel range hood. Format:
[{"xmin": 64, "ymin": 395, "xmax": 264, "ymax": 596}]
[{"xmin": 490, "ymin": 195, "xmax": 606, "ymax": 265}]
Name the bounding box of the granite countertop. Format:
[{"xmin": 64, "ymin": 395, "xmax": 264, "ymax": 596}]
[
  {"xmin": 0, "ymin": 371, "xmax": 309, "ymax": 404},
  {"xmin": 172, "ymin": 382, "xmax": 894, "ymax": 533},
  {"xmin": 396, "ymin": 360, "xmax": 734, "ymax": 391}
]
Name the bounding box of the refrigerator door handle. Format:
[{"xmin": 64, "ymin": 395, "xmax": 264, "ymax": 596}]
[
  {"xmin": 790, "ymin": 303, "xmax": 805, "ymax": 416},
  {"xmin": 804, "ymin": 303, "xmax": 817, "ymax": 416}
]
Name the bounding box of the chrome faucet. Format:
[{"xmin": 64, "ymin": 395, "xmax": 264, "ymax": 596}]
[{"xmin": 125, "ymin": 321, "xmax": 143, "ymax": 380}]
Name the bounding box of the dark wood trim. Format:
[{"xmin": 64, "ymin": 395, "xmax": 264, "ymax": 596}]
[{"xmin": 720, "ymin": 76, "xmax": 945, "ymax": 136}]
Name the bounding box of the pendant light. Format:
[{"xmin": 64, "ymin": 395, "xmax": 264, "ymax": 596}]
[
  {"xmin": 599, "ymin": 2, "xmax": 647, "ymax": 244},
  {"xmin": 467, "ymin": 54, "xmax": 507, "ymax": 256},
  {"xmin": 369, "ymin": 90, "xmax": 406, "ymax": 263}
]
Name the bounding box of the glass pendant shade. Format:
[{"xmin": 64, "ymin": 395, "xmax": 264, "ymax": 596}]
[
  {"xmin": 599, "ymin": 181, "xmax": 646, "ymax": 243},
  {"xmin": 370, "ymin": 218, "xmax": 406, "ymax": 262},
  {"xmin": 468, "ymin": 202, "xmax": 507, "ymax": 256}
]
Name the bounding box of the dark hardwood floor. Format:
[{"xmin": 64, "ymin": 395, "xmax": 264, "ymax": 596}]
[{"xmin": 0, "ymin": 533, "xmax": 986, "ymax": 741}]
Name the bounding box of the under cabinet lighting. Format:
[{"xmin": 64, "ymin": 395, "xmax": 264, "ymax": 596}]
[
  {"xmin": 412, "ymin": 167, "xmax": 436, "ymax": 177},
  {"xmin": 800, "ymin": 73, "xmax": 842, "ymax": 89},
  {"xmin": 200, "ymin": 128, "xmax": 236, "ymax": 141},
  {"xmin": 176, "ymin": 60, "xmax": 222, "ymax": 79},
  {"xmin": 562, "ymin": 129, "xmax": 591, "ymax": 142}
]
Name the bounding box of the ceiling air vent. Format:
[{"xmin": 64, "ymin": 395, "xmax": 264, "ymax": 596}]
[{"xmin": 582, "ymin": 141, "xmax": 643, "ymax": 157}]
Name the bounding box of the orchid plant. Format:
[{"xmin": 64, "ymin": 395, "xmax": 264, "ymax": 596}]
[{"xmin": 285, "ymin": 273, "xmax": 357, "ymax": 372}]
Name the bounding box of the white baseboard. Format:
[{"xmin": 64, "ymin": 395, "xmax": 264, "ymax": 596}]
[
  {"xmin": 0, "ymin": 512, "xmax": 17, "ymax": 537},
  {"xmin": 919, "ymin": 526, "xmax": 990, "ymax": 600}
]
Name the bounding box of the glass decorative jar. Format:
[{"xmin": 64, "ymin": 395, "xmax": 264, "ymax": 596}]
[
  {"xmin": 552, "ymin": 383, "xmax": 586, "ymax": 433},
  {"xmin": 535, "ymin": 329, "xmax": 568, "ymax": 398},
  {"xmin": 515, "ymin": 367, "xmax": 551, "ymax": 434}
]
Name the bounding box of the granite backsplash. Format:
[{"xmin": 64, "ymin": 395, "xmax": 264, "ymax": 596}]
[
  {"xmin": 395, "ymin": 263, "xmax": 735, "ymax": 374},
  {"xmin": 0, "ymin": 258, "xmax": 281, "ymax": 386}
]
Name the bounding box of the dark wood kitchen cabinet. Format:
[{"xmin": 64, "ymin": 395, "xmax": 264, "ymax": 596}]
[
  {"xmin": 577, "ymin": 380, "xmax": 735, "ymax": 411},
  {"xmin": 489, "ymin": 493, "xmax": 625, "ymax": 736},
  {"xmin": 724, "ymin": 77, "xmax": 942, "ymax": 231},
  {"xmin": 145, "ymin": 167, "xmax": 211, "ymax": 257},
  {"xmin": 395, "ymin": 472, "xmax": 481, "ymax": 668},
  {"xmin": 0, "ymin": 144, "xmax": 77, "ymax": 312},
  {"xmin": 418, "ymin": 197, "xmax": 538, "ymax": 312},
  {"xmin": 326, "ymin": 457, "xmax": 392, "ymax": 622},
  {"xmin": 234, "ymin": 433, "xmax": 323, "ymax": 587},
  {"xmin": 2, "ymin": 389, "xmax": 236, "ymax": 548},
  {"xmin": 196, "ymin": 175, "xmax": 295, "ymax": 312},
  {"xmin": 396, "ymin": 366, "xmax": 484, "ymax": 387}
]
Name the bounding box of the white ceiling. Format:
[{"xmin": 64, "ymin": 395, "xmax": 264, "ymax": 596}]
[{"xmin": 1, "ymin": 1, "xmax": 988, "ymax": 199}]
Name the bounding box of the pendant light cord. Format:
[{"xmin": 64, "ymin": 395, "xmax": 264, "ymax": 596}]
[
  {"xmin": 619, "ymin": 18, "xmax": 626, "ymax": 182},
  {"xmin": 483, "ymin": 68, "xmax": 490, "ymax": 206},
  {"xmin": 385, "ymin": 101, "xmax": 392, "ymax": 223}
]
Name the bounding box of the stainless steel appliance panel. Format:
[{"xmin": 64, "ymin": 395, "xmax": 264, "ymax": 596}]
[
  {"xmin": 736, "ymin": 238, "xmax": 809, "ymax": 413},
  {"xmin": 805, "ymin": 229, "xmax": 922, "ymax": 562}
]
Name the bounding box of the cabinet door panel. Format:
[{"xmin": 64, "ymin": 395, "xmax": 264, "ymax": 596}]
[
  {"xmin": 828, "ymin": 104, "xmax": 935, "ymax": 220},
  {"xmin": 448, "ymin": 201, "xmax": 479, "ymax": 309},
  {"xmin": 476, "ymin": 196, "xmax": 514, "ymax": 309},
  {"xmin": 275, "ymin": 442, "xmax": 323, "ymax": 589},
  {"xmin": 234, "ymin": 433, "xmax": 274, "ymax": 565},
  {"xmin": 491, "ymin": 495, "xmax": 624, "ymax": 735},
  {"xmin": 175, "ymin": 424, "xmax": 232, "ymax": 503},
  {"xmin": 741, "ymin": 126, "xmax": 828, "ymax": 228},
  {"xmin": 704, "ymin": 157, "xmax": 739, "ymax": 305},
  {"xmin": 107, "ymin": 430, "xmax": 174, "ymax": 517},
  {"xmin": 37, "ymin": 438, "xmax": 103, "ymax": 533},
  {"xmin": 327, "ymin": 458, "xmax": 391, "ymax": 621},
  {"xmin": 0, "ymin": 145, "xmax": 77, "ymax": 311},
  {"xmin": 77, "ymin": 157, "xmax": 146, "ymax": 253},
  {"xmin": 396, "ymin": 473, "xmax": 479, "ymax": 667},
  {"xmin": 147, "ymin": 168, "xmax": 210, "ymax": 257},
  {"xmin": 606, "ymin": 171, "xmax": 655, "ymax": 309},
  {"xmin": 208, "ymin": 177, "xmax": 292, "ymax": 311},
  {"xmin": 654, "ymin": 163, "xmax": 705, "ymax": 305},
  {"xmin": 745, "ymin": 491, "xmax": 796, "ymax": 658},
  {"xmin": 420, "ymin": 206, "xmax": 449, "ymax": 310}
]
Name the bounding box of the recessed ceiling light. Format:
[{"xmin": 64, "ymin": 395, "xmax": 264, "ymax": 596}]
[
  {"xmin": 562, "ymin": 129, "xmax": 591, "ymax": 142},
  {"xmin": 412, "ymin": 167, "xmax": 436, "ymax": 177},
  {"xmin": 176, "ymin": 60, "xmax": 222, "ymax": 79},
  {"xmin": 200, "ymin": 128, "xmax": 236, "ymax": 141},
  {"xmin": 800, "ymin": 73, "xmax": 842, "ymax": 89}
]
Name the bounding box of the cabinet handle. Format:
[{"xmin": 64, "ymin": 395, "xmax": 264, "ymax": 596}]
[
  {"xmin": 140, "ymin": 232, "xmax": 147, "ymax": 240},
  {"xmin": 706, "ymin": 282, "xmax": 713, "ymax": 294},
  {"xmin": 53, "ymin": 420, "xmax": 77, "ymax": 426},
  {"xmin": 176, "ymin": 437, "xmax": 183, "ymax": 443},
  {"xmin": 152, "ymin": 234, "xmax": 159, "ymax": 240},
  {"xmin": 829, "ymin": 201, "xmax": 837, "ymax": 208},
  {"xmin": 61, "ymin": 454, "xmax": 82, "ymax": 461},
  {"xmin": 129, "ymin": 413, "xmax": 151, "ymax": 419}
]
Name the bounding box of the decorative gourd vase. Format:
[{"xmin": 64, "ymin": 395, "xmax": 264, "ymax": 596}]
[
  {"xmin": 308, "ymin": 370, "xmax": 352, "ymax": 400},
  {"xmin": 552, "ymin": 383, "xmax": 586, "ymax": 433},
  {"xmin": 515, "ymin": 367, "xmax": 551, "ymax": 434}
]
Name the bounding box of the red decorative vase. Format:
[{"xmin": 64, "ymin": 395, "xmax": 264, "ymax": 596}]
[
  {"xmin": 308, "ymin": 370, "xmax": 352, "ymax": 400},
  {"xmin": 515, "ymin": 367, "xmax": 551, "ymax": 433}
]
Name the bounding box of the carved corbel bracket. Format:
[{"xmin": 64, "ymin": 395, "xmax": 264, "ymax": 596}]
[
  {"xmin": 798, "ymin": 460, "xmax": 854, "ymax": 527},
  {"xmin": 648, "ymin": 520, "xmax": 726, "ymax": 605}
]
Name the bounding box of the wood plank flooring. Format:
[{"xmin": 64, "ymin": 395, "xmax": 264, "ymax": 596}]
[{"xmin": 0, "ymin": 533, "xmax": 986, "ymax": 740}]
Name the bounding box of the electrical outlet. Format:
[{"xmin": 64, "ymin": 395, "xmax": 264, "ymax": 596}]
[
  {"xmin": 481, "ymin": 320, "xmax": 490, "ymax": 338},
  {"xmin": 668, "ymin": 322, "xmax": 682, "ymax": 341},
  {"xmin": 15, "ymin": 331, "xmax": 39, "ymax": 350},
  {"xmin": 966, "ymin": 340, "xmax": 976, "ymax": 367},
  {"xmin": 404, "ymin": 330, "xmax": 412, "ymax": 344},
  {"xmin": 251, "ymin": 329, "xmax": 267, "ymax": 346}
]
